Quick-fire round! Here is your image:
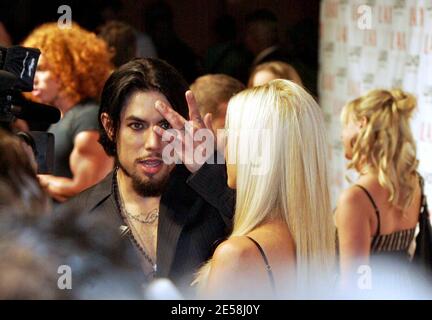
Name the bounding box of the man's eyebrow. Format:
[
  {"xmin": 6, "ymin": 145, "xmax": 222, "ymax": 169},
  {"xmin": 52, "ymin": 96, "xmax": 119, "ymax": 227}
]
[{"xmin": 125, "ymin": 116, "xmax": 147, "ymax": 122}]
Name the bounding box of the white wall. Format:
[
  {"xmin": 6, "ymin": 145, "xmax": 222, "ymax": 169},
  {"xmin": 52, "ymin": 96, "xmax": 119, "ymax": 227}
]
[{"xmin": 319, "ymin": 0, "xmax": 432, "ymax": 209}]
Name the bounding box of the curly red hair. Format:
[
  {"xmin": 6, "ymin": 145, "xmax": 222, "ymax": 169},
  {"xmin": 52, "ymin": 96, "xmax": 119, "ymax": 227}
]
[{"xmin": 22, "ymin": 23, "xmax": 113, "ymax": 103}]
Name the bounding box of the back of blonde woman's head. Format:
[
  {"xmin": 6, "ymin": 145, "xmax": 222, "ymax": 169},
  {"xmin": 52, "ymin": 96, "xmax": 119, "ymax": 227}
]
[
  {"xmin": 248, "ymin": 61, "xmax": 303, "ymax": 87},
  {"xmin": 218, "ymin": 80, "xmax": 335, "ymax": 282},
  {"xmin": 341, "ymin": 89, "xmax": 419, "ymax": 210}
]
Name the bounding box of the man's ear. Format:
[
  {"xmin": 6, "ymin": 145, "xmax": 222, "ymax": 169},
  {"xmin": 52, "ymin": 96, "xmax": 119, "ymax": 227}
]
[
  {"xmin": 217, "ymin": 102, "xmax": 228, "ymax": 115},
  {"xmin": 100, "ymin": 113, "xmax": 115, "ymax": 141}
]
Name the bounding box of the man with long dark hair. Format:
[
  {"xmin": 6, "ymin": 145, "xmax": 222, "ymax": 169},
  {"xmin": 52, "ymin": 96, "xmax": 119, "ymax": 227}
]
[{"xmin": 59, "ymin": 58, "xmax": 233, "ymax": 295}]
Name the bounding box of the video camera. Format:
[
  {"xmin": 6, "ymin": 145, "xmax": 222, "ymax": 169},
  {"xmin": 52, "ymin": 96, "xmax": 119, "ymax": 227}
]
[{"xmin": 0, "ymin": 45, "xmax": 60, "ymax": 174}]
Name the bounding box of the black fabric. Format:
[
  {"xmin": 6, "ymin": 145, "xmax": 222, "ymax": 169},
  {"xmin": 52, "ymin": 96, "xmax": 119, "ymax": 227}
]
[
  {"xmin": 48, "ymin": 100, "xmax": 100, "ymax": 178},
  {"xmin": 186, "ymin": 158, "xmax": 235, "ymax": 227},
  {"xmin": 56, "ymin": 162, "xmax": 234, "ymax": 295},
  {"xmin": 413, "ymin": 176, "xmax": 432, "ymax": 278}
]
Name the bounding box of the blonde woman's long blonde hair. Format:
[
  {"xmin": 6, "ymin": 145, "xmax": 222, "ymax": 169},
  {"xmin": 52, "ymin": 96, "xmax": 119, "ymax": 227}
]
[
  {"xmin": 341, "ymin": 89, "xmax": 419, "ymax": 211},
  {"xmin": 194, "ymin": 79, "xmax": 336, "ymax": 289}
]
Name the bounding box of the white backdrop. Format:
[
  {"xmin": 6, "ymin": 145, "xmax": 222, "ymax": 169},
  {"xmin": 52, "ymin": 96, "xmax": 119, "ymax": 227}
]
[{"xmin": 319, "ymin": 0, "xmax": 432, "ymax": 209}]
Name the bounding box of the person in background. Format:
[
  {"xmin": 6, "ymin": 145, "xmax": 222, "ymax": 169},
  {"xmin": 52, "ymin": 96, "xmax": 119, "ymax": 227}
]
[
  {"xmin": 336, "ymin": 89, "xmax": 423, "ymax": 288},
  {"xmin": 99, "ymin": 0, "xmax": 157, "ymax": 59},
  {"xmin": 22, "ymin": 23, "xmax": 114, "ymax": 202},
  {"xmin": 248, "ymin": 61, "xmax": 303, "ymax": 88},
  {"xmin": 58, "ymin": 58, "xmax": 234, "ymax": 296},
  {"xmin": 0, "ymin": 126, "xmax": 142, "ymax": 299},
  {"xmin": 190, "ymin": 74, "xmax": 245, "ymax": 154},
  {"xmin": 15, "ymin": 131, "xmax": 38, "ymax": 173},
  {"xmin": 0, "ymin": 128, "xmax": 50, "ymax": 217},
  {"xmin": 244, "ymin": 9, "xmax": 288, "ymax": 67},
  {"xmin": 0, "ymin": 196, "xmax": 145, "ymax": 299},
  {"xmin": 244, "ymin": 9, "xmax": 311, "ymax": 94},
  {"xmin": 97, "ymin": 20, "xmax": 137, "ymax": 68},
  {"xmin": 144, "ymin": 1, "xmax": 202, "ymax": 83},
  {"xmin": 0, "ymin": 21, "xmax": 11, "ymax": 46},
  {"xmin": 204, "ymin": 15, "xmax": 252, "ymax": 84},
  {"xmin": 193, "ymin": 80, "xmax": 336, "ymax": 299},
  {"xmin": 190, "ymin": 74, "xmax": 245, "ymax": 131}
]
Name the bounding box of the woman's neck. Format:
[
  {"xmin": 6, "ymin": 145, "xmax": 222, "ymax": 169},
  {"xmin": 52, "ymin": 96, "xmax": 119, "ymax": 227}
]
[
  {"xmin": 357, "ymin": 163, "xmax": 377, "ymax": 177},
  {"xmin": 258, "ymin": 211, "xmax": 286, "ymax": 229},
  {"xmin": 55, "ymin": 94, "xmax": 78, "ymax": 117}
]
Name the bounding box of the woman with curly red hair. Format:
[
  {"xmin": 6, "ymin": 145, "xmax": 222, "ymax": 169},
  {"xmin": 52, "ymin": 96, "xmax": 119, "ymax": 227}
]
[{"xmin": 22, "ymin": 23, "xmax": 114, "ymax": 202}]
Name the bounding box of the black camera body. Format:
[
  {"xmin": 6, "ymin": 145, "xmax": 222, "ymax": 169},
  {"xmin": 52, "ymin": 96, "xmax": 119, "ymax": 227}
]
[
  {"xmin": 0, "ymin": 46, "xmax": 39, "ymax": 91},
  {"xmin": 0, "ymin": 45, "xmax": 60, "ymax": 174}
]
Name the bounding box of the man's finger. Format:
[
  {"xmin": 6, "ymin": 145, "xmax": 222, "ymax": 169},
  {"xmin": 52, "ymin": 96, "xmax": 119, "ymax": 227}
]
[
  {"xmin": 153, "ymin": 125, "xmax": 178, "ymax": 142},
  {"xmin": 155, "ymin": 100, "xmax": 186, "ymax": 130},
  {"xmin": 186, "ymin": 90, "xmax": 204, "ymax": 126}
]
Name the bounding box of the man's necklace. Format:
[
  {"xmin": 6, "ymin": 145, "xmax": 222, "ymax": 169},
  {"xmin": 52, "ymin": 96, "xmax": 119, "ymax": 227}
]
[
  {"xmin": 126, "ymin": 208, "xmax": 159, "ymax": 224},
  {"xmin": 112, "ymin": 168, "xmax": 157, "ymax": 275}
]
